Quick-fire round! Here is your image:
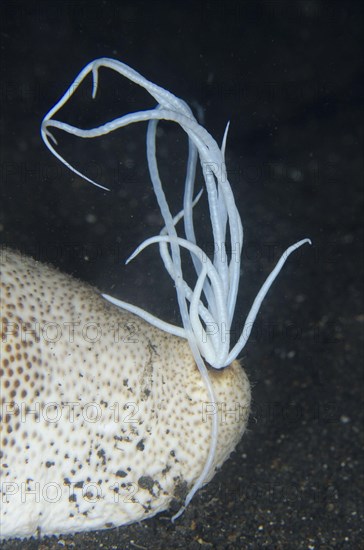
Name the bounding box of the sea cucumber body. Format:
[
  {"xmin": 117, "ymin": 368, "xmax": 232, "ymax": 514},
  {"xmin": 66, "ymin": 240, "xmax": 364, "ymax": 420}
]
[{"xmin": 0, "ymin": 249, "xmax": 250, "ymax": 539}]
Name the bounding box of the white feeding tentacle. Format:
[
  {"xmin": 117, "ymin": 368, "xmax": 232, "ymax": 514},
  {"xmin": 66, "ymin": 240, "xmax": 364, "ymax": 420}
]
[
  {"xmin": 225, "ymin": 237, "xmax": 312, "ymax": 366},
  {"xmin": 102, "ymin": 293, "xmax": 186, "ymax": 339},
  {"xmin": 147, "ymin": 112, "xmax": 217, "ymax": 320}
]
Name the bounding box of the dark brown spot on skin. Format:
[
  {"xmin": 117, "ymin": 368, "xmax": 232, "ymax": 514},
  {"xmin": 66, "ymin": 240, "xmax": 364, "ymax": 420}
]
[{"xmin": 138, "ymin": 476, "xmax": 155, "ymax": 492}]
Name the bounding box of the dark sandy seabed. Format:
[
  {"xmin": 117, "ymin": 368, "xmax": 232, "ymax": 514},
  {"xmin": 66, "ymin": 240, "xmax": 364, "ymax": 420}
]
[{"xmin": 0, "ymin": 1, "xmax": 363, "ymax": 548}]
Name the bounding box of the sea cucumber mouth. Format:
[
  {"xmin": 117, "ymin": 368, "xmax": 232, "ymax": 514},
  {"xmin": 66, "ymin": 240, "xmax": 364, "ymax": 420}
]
[{"xmin": 203, "ymin": 359, "xmax": 229, "ymax": 372}]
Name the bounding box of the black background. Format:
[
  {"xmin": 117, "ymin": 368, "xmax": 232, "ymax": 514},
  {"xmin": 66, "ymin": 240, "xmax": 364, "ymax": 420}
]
[{"xmin": 0, "ymin": 1, "xmax": 363, "ymax": 548}]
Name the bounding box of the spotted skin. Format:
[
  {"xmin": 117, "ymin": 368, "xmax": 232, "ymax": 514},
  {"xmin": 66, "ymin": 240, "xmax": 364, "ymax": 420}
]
[{"xmin": 0, "ymin": 249, "xmax": 250, "ymax": 539}]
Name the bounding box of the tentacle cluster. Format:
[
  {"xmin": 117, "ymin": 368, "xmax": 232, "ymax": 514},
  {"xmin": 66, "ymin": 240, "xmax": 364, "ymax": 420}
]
[{"xmin": 41, "ymin": 58, "xmax": 311, "ymax": 515}]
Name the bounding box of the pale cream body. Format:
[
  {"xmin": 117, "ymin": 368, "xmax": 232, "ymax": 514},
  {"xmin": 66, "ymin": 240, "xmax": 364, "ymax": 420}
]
[{"xmin": 0, "ymin": 249, "xmax": 250, "ymax": 539}]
